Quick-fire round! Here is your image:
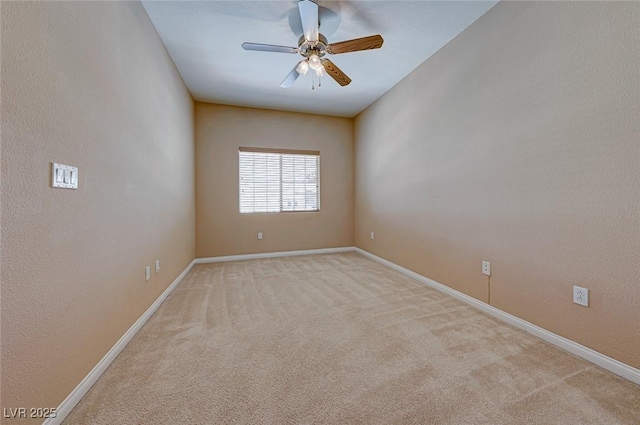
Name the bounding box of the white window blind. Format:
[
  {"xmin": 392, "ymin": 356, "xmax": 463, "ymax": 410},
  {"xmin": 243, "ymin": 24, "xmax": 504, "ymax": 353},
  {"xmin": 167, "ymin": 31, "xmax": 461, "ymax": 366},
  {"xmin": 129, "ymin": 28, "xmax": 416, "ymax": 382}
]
[{"xmin": 239, "ymin": 148, "xmax": 320, "ymax": 214}]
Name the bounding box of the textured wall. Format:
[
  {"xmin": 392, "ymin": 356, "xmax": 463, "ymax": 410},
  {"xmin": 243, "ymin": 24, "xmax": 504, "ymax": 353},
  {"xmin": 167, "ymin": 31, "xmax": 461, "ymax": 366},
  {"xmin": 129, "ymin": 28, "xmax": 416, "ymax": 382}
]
[
  {"xmin": 196, "ymin": 103, "xmax": 353, "ymax": 257},
  {"xmin": 1, "ymin": 2, "xmax": 195, "ymax": 421},
  {"xmin": 355, "ymin": 2, "xmax": 640, "ymax": 368}
]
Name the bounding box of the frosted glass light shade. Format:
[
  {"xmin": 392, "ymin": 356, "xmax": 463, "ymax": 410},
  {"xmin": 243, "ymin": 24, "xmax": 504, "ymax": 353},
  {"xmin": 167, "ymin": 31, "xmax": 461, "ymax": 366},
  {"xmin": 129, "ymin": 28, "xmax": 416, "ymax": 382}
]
[
  {"xmin": 308, "ymin": 53, "xmax": 321, "ymax": 70},
  {"xmin": 296, "ymin": 60, "xmax": 309, "ymax": 75}
]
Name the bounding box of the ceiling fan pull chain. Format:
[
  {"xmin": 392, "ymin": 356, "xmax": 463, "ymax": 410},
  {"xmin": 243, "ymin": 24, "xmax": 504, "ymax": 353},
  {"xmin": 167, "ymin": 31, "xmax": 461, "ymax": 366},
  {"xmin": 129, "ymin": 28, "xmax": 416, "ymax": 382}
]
[{"xmin": 312, "ymin": 73, "xmax": 315, "ymax": 90}]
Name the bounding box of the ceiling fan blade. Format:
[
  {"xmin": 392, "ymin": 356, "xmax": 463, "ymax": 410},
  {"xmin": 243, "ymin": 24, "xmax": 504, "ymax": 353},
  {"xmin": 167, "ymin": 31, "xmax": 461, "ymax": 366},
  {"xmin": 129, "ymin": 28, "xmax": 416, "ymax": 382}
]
[
  {"xmin": 298, "ymin": 0, "xmax": 319, "ymax": 42},
  {"xmin": 321, "ymin": 59, "xmax": 351, "ymax": 87},
  {"xmin": 327, "ymin": 34, "xmax": 384, "ymax": 55},
  {"xmin": 280, "ymin": 63, "xmax": 302, "ymax": 88},
  {"xmin": 242, "ymin": 42, "xmax": 298, "ymax": 54}
]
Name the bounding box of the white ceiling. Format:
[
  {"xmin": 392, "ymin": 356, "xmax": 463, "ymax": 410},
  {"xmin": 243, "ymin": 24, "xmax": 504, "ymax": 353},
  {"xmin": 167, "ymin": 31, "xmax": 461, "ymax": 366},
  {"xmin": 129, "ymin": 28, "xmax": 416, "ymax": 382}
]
[{"xmin": 142, "ymin": 1, "xmax": 498, "ymax": 117}]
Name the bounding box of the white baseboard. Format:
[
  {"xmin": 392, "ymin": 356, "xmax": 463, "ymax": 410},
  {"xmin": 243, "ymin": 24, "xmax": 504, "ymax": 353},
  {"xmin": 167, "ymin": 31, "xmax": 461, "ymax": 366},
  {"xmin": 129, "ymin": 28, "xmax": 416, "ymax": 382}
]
[
  {"xmin": 45, "ymin": 259, "xmax": 197, "ymax": 425},
  {"xmin": 354, "ymin": 247, "xmax": 640, "ymax": 386},
  {"xmin": 195, "ymin": 246, "xmax": 356, "ymax": 264}
]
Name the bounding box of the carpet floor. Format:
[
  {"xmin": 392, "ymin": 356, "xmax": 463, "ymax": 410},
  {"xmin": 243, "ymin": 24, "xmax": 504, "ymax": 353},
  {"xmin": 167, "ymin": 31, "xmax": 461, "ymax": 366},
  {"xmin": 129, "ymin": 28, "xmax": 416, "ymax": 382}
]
[{"xmin": 64, "ymin": 252, "xmax": 640, "ymax": 424}]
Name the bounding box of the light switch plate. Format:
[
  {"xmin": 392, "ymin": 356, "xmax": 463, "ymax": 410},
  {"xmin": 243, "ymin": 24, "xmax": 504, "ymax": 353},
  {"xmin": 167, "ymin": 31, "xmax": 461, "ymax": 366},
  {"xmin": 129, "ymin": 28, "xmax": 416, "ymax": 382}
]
[
  {"xmin": 155, "ymin": 260, "xmax": 160, "ymax": 274},
  {"xmin": 145, "ymin": 266, "xmax": 151, "ymax": 282},
  {"xmin": 51, "ymin": 162, "xmax": 78, "ymax": 189}
]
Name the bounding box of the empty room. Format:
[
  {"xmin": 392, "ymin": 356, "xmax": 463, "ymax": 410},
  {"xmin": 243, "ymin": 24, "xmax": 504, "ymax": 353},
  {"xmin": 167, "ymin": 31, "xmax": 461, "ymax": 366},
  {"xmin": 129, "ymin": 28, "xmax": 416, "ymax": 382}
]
[{"xmin": 1, "ymin": 1, "xmax": 639, "ymax": 424}]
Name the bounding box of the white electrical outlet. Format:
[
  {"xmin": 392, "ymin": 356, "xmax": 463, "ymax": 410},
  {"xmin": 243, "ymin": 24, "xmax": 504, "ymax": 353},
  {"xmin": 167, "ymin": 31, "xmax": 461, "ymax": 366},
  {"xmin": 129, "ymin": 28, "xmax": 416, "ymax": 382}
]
[
  {"xmin": 257, "ymin": 232, "xmax": 263, "ymax": 240},
  {"xmin": 482, "ymin": 261, "xmax": 491, "ymax": 276},
  {"xmin": 145, "ymin": 266, "xmax": 151, "ymax": 282},
  {"xmin": 573, "ymin": 286, "xmax": 589, "ymax": 307},
  {"xmin": 155, "ymin": 260, "xmax": 160, "ymax": 274},
  {"xmin": 370, "ymin": 232, "xmax": 375, "ymax": 240}
]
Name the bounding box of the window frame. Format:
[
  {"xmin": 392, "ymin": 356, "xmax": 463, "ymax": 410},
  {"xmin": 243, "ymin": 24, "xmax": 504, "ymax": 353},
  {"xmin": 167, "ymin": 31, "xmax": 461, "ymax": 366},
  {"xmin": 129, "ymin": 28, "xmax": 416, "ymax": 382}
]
[{"xmin": 238, "ymin": 147, "xmax": 321, "ymax": 214}]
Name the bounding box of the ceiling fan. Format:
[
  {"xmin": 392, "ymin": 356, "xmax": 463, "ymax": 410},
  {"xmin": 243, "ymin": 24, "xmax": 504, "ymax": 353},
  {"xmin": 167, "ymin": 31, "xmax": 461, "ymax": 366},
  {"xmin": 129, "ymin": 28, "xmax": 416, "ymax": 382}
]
[{"xmin": 242, "ymin": 0, "xmax": 384, "ymax": 88}]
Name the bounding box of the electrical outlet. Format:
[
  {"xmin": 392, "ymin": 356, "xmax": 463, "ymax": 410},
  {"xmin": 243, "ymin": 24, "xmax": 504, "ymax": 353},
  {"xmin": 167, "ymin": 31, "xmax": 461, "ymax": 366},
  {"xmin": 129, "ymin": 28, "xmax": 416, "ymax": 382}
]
[
  {"xmin": 370, "ymin": 232, "xmax": 375, "ymax": 240},
  {"xmin": 257, "ymin": 232, "xmax": 263, "ymax": 240},
  {"xmin": 482, "ymin": 261, "xmax": 491, "ymax": 276},
  {"xmin": 573, "ymin": 286, "xmax": 589, "ymax": 307},
  {"xmin": 145, "ymin": 266, "xmax": 151, "ymax": 282},
  {"xmin": 155, "ymin": 260, "xmax": 160, "ymax": 274}
]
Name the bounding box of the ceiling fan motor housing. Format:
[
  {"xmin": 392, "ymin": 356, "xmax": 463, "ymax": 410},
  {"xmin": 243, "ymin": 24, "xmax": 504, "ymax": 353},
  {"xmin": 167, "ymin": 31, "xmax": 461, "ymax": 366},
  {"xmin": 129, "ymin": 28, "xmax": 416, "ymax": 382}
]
[{"xmin": 298, "ymin": 34, "xmax": 328, "ymax": 58}]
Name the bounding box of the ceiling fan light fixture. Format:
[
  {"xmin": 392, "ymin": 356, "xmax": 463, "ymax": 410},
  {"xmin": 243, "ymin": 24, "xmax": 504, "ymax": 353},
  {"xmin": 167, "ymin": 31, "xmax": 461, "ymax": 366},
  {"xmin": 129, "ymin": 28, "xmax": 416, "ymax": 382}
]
[
  {"xmin": 315, "ymin": 65, "xmax": 325, "ymax": 77},
  {"xmin": 296, "ymin": 60, "xmax": 309, "ymax": 75},
  {"xmin": 308, "ymin": 53, "xmax": 322, "ymax": 71}
]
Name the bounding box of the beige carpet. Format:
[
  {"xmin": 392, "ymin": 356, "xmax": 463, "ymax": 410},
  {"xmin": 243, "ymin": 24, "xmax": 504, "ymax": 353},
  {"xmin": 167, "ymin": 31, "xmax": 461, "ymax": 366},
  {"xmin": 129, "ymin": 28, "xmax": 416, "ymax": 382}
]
[{"xmin": 65, "ymin": 252, "xmax": 640, "ymax": 424}]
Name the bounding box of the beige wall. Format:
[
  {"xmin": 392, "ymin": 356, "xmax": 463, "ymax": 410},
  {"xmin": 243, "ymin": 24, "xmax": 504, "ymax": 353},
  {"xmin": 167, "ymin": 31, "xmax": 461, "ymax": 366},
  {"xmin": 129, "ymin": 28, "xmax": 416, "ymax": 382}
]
[
  {"xmin": 196, "ymin": 103, "xmax": 353, "ymax": 257},
  {"xmin": 355, "ymin": 2, "xmax": 640, "ymax": 368},
  {"xmin": 1, "ymin": 2, "xmax": 195, "ymax": 421}
]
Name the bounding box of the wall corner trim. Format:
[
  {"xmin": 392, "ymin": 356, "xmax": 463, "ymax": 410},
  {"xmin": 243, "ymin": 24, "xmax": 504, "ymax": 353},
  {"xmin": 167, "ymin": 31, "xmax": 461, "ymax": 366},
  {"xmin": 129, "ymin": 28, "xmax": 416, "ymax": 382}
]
[
  {"xmin": 45, "ymin": 259, "xmax": 197, "ymax": 425},
  {"xmin": 353, "ymin": 247, "xmax": 640, "ymax": 386},
  {"xmin": 194, "ymin": 246, "xmax": 356, "ymax": 264}
]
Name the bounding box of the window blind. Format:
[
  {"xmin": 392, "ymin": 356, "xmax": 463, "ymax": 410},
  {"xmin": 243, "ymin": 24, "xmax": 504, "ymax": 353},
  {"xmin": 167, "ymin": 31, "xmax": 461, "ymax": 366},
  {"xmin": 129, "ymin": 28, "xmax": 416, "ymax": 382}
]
[{"xmin": 239, "ymin": 149, "xmax": 320, "ymax": 214}]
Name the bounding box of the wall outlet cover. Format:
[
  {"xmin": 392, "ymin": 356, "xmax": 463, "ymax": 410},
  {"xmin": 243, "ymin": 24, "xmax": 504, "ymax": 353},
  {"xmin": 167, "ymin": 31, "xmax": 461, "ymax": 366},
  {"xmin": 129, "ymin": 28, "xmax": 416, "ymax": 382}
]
[
  {"xmin": 573, "ymin": 286, "xmax": 589, "ymax": 307},
  {"xmin": 482, "ymin": 261, "xmax": 491, "ymax": 276}
]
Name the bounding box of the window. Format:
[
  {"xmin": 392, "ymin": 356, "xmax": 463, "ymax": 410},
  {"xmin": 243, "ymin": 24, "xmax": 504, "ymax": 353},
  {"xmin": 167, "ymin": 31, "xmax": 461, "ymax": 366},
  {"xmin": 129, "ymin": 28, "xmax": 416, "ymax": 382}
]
[{"xmin": 239, "ymin": 147, "xmax": 320, "ymax": 214}]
